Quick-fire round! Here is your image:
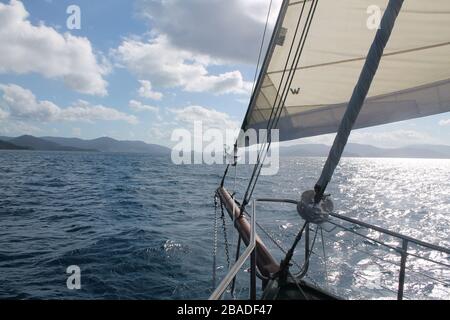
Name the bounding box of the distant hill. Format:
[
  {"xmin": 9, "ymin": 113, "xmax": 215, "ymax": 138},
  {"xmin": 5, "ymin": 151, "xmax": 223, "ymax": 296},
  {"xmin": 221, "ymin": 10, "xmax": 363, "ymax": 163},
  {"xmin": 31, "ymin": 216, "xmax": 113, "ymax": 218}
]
[
  {"xmin": 0, "ymin": 135, "xmax": 170, "ymax": 155},
  {"xmin": 0, "ymin": 139, "xmax": 29, "ymax": 150},
  {"xmin": 42, "ymin": 136, "xmax": 170, "ymax": 155},
  {"xmin": 280, "ymin": 143, "xmax": 450, "ymax": 159},
  {"xmin": 1, "ymin": 135, "xmax": 449, "ymax": 159},
  {"xmin": 406, "ymin": 144, "xmax": 450, "ymax": 158},
  {"xmin": 7, "ymin": 135, "xmax": 94, "ymax": 152},
  {"xmin": 280, "ymin": 144, "xmax": 359, "ymax": 157}
]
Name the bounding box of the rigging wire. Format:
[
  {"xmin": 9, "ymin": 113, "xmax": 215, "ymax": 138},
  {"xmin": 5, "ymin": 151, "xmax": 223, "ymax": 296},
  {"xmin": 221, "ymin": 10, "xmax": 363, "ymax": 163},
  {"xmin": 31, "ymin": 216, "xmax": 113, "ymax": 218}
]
[
  {"xmin": 243, "ymin": 0, "xmax": 320, "ymax": 208},
  {"xmin": 317, "ymin": 228, "xmax": 450, "ymax": 288},
  {"xmin": 220, "ymin": 0, "xmax": 274, "ymax": 189},
  {"xmin": 251, "ymin": 0, "xmax": 274, "ymax": 96},
  {"xmin": 242, "ymin": 0, "xmax": 309, "ymax": 206},
  {"xmin": 326, "ymin": 219, "xmax": 450, "ymax": 269},
  {"xmin": 248, "ymin": 0, "xmax": 320, "ymax": 202},
  {"xmin": 234, "ymin": 197, "xmax": 305, "ymax": 271},
  {"xmin": 296, "ymin": 225, "xmax": 319, "ymax": 278},
  {"xmin": 250, "ymin": 205, "xmax": 447, "ymax": 298},
  {"xmin": 306, "ymin": 241, "xmax": 432, "ymax": 299},
  {"xmin": 278, "ymin": 222, "xmax": 308, "ymax": 282},
  {"xmin": 222, "ymin": 194, "xmax": 449, "ymax": 298},
  {"xmin": 254, "ymin": 211, "xmax": 431, "ymax": 299}
]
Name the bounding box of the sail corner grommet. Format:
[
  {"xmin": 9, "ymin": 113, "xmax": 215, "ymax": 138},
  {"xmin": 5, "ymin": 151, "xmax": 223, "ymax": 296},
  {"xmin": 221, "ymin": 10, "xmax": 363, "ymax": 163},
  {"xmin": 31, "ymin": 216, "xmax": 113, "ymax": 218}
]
[{"xmin": 297, "ymin": 190, "xmax": 333, "ymax": 224}]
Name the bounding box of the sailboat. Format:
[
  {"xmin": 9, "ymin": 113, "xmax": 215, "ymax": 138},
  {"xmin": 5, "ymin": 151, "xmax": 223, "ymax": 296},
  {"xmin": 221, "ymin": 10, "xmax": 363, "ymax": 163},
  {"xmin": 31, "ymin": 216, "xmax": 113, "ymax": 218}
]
[{"xmin": 210, "ymin": 0, "xmax": 450, "ymax": 300}]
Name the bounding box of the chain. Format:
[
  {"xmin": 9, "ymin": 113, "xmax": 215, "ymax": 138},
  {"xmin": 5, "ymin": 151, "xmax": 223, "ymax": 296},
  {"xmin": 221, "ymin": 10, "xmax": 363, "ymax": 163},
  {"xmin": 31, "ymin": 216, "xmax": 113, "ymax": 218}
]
[
  {"xmin": 212, "ymin": 194, "xmax": 219, "ymax": 289},
  {"xmin": 219, "ymin": 197, "xmax": 231, "ymax": 269}
]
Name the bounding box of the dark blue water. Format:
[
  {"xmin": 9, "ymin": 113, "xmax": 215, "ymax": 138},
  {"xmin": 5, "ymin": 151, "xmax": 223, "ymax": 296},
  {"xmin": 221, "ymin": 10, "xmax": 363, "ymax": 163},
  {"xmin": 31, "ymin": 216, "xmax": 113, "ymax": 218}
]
[
  {"xmin": 0, "ymin": 151, "xmax": 222, "ymax": 299},
  {"xmin": 0, "ymin": 151, "xmax": 449, "ymax": 299}
]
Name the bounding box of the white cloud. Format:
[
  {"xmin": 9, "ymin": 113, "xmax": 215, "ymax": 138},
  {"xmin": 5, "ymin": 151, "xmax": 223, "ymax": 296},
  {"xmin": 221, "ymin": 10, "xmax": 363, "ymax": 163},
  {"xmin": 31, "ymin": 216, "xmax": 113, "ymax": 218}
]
[
  {"xmin": 169, "ymin": 106, "xmax": 241, "ymax": 152},
  {"xmin": 0, "ymin": 83, "xmax": 60, "ymax": 121},
  {"xmin": 138, "ymin": 80, "xmax": 163, "ymax": 100},
  {"xmin": 145, "ymin": 119, "xmax": 179, "ymax": 144},
  {"xmin": 129, "ymin": 100, "xmax": 159, "ymax": 113},
  {"xmin": 439, "ymin": 119, "xmax": 450, "ymax": 126},
  {"xmin": 0, "ymin": 119, "xmax": 42, "ymax": 136},
  {"xmin": 113, "ymin": 35, "xmax": 252, "ymax": 95},
  {"xmin": 137, "ymin": 0, "xmax": 282, "ymax": 64},
  {"xmin": 0, "ymin": 83, "xmax": 137, "ymax": 124},
  {"xmin": 0, "ymin": 106, "xmax": 9, "ymax": 120},
  {"xmin": 148, "ymin": 127, "xmax": 165, "ymax": 140},
  {"xmin": 0, "ymin": 0, "xmax": 109, "ymax": 96},
  {"xmin": 62, "ymin": 100, "xmax": 138, "ymax": 124},
  {"xmin": 72, "ymin": 127, "xmax": 82, "ymax": 137},
  {"xmin": 184, "ymin": 71, "xmax": 252, "ymax": 95},
  {"xmin": 172, "ymin": 105, "xmax": 239, "ymax": 130}
]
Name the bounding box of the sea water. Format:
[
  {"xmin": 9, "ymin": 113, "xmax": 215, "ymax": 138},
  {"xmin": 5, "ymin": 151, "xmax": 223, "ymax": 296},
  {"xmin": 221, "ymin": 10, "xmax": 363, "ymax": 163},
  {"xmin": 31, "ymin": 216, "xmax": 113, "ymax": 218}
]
[{"xmin": 0, "ymin": 151, "xmax": 448, "ymax": 299}]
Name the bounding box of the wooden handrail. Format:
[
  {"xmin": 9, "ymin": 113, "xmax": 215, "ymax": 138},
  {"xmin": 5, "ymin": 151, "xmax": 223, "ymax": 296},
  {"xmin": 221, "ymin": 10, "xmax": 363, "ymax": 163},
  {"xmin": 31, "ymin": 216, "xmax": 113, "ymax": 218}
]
[{"xmin": 217, "ymin": 187, "xmax": 280, "ymax": 278}]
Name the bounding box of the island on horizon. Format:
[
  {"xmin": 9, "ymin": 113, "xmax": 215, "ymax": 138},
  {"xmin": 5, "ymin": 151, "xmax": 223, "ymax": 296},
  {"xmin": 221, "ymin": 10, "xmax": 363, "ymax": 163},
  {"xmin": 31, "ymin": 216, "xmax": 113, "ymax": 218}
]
[
  {"xmin": 0, "ymin": 135, "xmax": 170, "ymax": 155},
  {"xmin": 1, "ymin": 135, "xmax": 450, "ymax": 159}
]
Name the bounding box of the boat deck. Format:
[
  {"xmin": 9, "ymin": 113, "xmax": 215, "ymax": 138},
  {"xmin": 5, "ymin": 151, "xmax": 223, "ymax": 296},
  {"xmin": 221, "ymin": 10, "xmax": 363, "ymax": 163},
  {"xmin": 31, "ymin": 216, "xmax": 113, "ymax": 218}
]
[{"xmin": 262, "ymin": 278, "xmax": 339, "ymax": 300}]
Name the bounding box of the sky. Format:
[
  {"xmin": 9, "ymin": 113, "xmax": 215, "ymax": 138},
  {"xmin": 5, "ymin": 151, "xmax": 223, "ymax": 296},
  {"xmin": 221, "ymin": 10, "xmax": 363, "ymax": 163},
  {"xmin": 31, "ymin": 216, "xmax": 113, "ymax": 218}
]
[{"xmin": 0, "ymin": 0, "xmax": 449, "ymax": 148}]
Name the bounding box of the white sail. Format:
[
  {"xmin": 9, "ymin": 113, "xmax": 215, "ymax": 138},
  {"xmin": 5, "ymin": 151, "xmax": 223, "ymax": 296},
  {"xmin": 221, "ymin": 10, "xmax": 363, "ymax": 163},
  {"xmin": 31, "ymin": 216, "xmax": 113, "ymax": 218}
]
[{"xmin": 240, "ymin": 0, "xmax": 450, "ymax": 145}]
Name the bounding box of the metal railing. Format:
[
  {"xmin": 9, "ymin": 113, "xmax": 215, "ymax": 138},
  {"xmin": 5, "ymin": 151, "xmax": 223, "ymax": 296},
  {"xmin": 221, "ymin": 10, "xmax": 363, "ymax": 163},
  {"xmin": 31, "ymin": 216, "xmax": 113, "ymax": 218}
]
[
  {"xmin": 210, "ymin": 196, "xmax": 450, "ymax": 300},
  {"xmin": 209, "ymin": 200, "xmax": 257, "ymax": 300},
  {"xmin": 255, "ymin": 198, "xmax": 450, "ymax": 300}
]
